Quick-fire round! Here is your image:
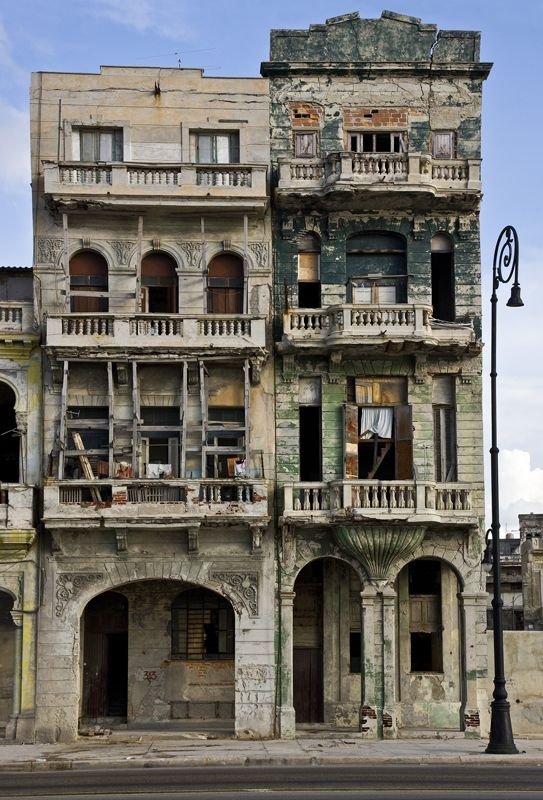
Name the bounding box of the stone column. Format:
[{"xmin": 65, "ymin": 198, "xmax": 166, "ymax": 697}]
[
  {"xmin": 381, "ymin": 586, "xmax": 398, "ymax": 738},
  {"xmin": 359, "ymin": 585, "xmax": 378, "ymax": 737},
  {"xmin": 5, "ymin": 610, "xmax": 22, "ymax": 739},
  {"xmin": 278, "ymin": 589, "xmax": 296, "ymax": 738},
  {"xmin": 460, "ymin": 591, "xmax": 487, "ymax": 736}
]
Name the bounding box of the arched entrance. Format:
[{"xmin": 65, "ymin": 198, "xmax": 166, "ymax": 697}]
[
  {"xmin": 141, "ymin": 252, "xmax": 178, "ymax": 313},
  {"xmin": 207, "ymin": 254, "xmax": 244, "ymax": 314},
  {"xmin": 81, "ymin": 591, "xmax": 128, "ymax": 722},
  {"xmin": 396, "ymin": 558, "xmax": 463, "ymax": 730},
  {"xmin": 293, "ymin": 558, "xmax": 362, "ymax": 728},
  {"xmin": 0, "ymin": 592, "xmax": 15, "ymax": 736},
  {"xmin": 0, "ymin": 383, "xmax": 19, "ymax": 483}
]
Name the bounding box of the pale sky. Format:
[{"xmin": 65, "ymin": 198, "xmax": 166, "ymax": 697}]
[{"xmin": 1, "ymin": 0, "xmax": 542, "ymax": 531}]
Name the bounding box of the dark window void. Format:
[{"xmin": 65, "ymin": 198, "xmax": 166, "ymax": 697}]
[
  {"xmin": 69, "ymin": 251, "xmax": 108, "ymax": 313},
  {"xmin": 408, "ymin": 560, "xmax": 443, "ymax": 672},
  {"xmin": 0, "ymin": 382, "xmax": 19, "ymax": 482},
  {"xmin": 350, "ymin": 631, "xmax": 361, "ymax": 673},
  {"xmin": 299, "ymin": 405, "xmax": 322, "ymax": 481},
  {"xmin": 141, "ymin": 252, "xmax": 178, "ymax": 313},
  {"xmin": 171, "ymin": 588, "xmax": 234, "ymax": 660},
  {"xmin": 298, "ymin": 234, "xmax": 321, "ymax": 308},
  {"xmin": 431, "ymin": 252, "xmax": 455, "ymax": 321},
  {"xmin": 207, "ymin": 254, "xmax": 243, "ymax": 314}
]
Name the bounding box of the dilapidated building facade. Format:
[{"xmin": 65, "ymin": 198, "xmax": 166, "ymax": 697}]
[
  {"xmin": 30, "ymin": 67, "xmax": 275, "ymax": 742},
  {"xmin": 0, "ymin": 267, "xmax": 40, "ymax": 740},
  {"xmin": 262, "ymin": 11, "xmax": 490, "ymax": 737}
]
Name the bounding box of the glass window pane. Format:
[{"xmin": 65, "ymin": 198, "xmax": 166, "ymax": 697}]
[
  {"xmin": 80, "ymin": 131, "xmax": 96, "ymax": 161},
  {"xmin": 99, "ymin": 132, "xmax": 113, "ymax": 161},
  {"xmin": 215, "ymin": 136, "xmax": 230, "ymax": 163},
  {"xmin": 198, "ymin": 135, "xmax": 212, "ymax": 163}
]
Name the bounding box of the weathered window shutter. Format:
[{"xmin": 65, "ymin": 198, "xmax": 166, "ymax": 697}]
[
  {"xmin": 394, "ymin": 404, "xmax": 413, "ymax": 480},
  {"xmin": 344, "ymin": 404, "xmax": 359, "ymax": 479}
]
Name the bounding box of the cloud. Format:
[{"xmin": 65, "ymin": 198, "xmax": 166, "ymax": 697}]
[
  {"xmin": 92, "ymin": 0, "xmax": 194, "ymax": 41},
  {"xmin": 487, "ymin": 449, "xmax": 543, "ymax": 532},
  {"xmin": 0, "ymin": 102, "xmax": 30, "ymax": 189}
]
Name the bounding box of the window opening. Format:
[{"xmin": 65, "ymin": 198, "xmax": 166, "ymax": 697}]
[
  {"xmin": 69, "ymin": 251, "xmax": 108, "ymax": 313},
  {"xmin": 195, "ymin": 132, "xmax": 239, "ymax": 164},
  {"xmin": 432, "ymin": 131, "xmax": 455, "ymax": 159},
  {"xmin": 409, "ymin": 560, "xmax": 443, "ymax": 672},
  {"xmin": 431, "ymin": 234, "xmax": 455, "ymax": 321},
  {"xmin": 141, "ymin": 252, "xmax": 178, "ymax": 314},
  {"xmin": 299, "ymin": 377, "xmax": 322, "ymax": 482},
  {"xmin": 432, "ymin": 375, "xmax": 457, "ymax": 482},
  {"xmin": 297, "ymin": 233, "xmax": 321, "ymax": 308},
  {"xmin": 171, "ymin": 589, "xmax": 234, "ymax": 660},
  {"xmin": 0, "ymin": 382, "xmax": 19, "ymax": 482},
  {"xmin": 349, "ymin": 131, "xmax": 406, "ymax": 153},
  {"xmin": 74, "ymin": 128, "xmax": 123, "ymax": 162},
  {"xmin": 347, "ymin": 233, "xmax": 407, "ymax": 304},
  {"xmin": 294, "ymin": 131, "xmax": 318, "ymax": 158},
  {"xmin": 64, "ymin": 405, "xmax": 109, "ymax": 479},
  {"xmin": 207, "ymin": 254, "xmax": 244, "ymax": 314}
]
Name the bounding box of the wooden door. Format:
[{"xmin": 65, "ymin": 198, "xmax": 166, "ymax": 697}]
[
  {"xmin": 293, "ymin": 561, "xmax": 324, "ymax": 724},
  {"xmin": 293, "ymin": 647, "xmax": 323, "ymax": 723},
  {"xmin": 82, "ymin": 592, "xmax": 128, "ymax": 720}
]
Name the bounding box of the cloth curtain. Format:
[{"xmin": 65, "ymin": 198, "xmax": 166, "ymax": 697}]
[{"xmin": 359, "ymin": 406, "xmax": 393, "ymax": 439}]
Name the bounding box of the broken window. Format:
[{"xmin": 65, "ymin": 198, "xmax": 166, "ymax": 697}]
[
  {"xmin": 69, "ymin": 251, "xmax": 109, "ymax": 313},
  {"xmin": 408, "ymin": 560, "xmax": 443, "ymax": 672},
  {"xmin": 193, "ymin": 132, "xmax": 240, "ymax": 164},
  {"xmin": 347, "ymin": 233, "xmax": 407, "ymax": 304},
  {"xmin": 171, "ymin": 589, "xmax": 234, "ymax": 660},
  {"xmin": 431, "ymin": 233, "xmax": 455, "ymax": 321},
  {"xmin": 141, "ymin": 252, "xmax": 178, "ymax": 314},
  {"xmin": 294, "ymin": 131, "xmax": 318, "ymax": 158},
  {"xmin": 72, "ymin": 127, "xmax": 123, "ymax": 162},
  {"xmin": 204, "ymin": 365, "xmax": 247, "ymax": 481},
  {"xmin": 348, "ymin": 131, "xmax": 406, "ymax": 154},
  {"xmin": 432, "ymin": 375, "xmax": 457, "ymax": 482},
  {"xmin": 297, "ymin": 233, "xmax": 321, "ymax": 308},
  {"xmin": 0, "ymin": 381, "xmax": 19, "ymax": 482},
  {"xmin": 64, "ymin": 405, "xmax": 109, "ymax": 479},
  {"xmin": 344, "ymin": 377, "xmax": 412, "ymax": 480},
  {"xmin": 138, "ymin": 366, "xmax": 183, "ymax": 479},
  {"xmin": 299, "ymin": 377, "xmax": 322, "ymax": 482},
  {"xmin": 207, "ymin": 254, "xmax": 244, "ymax": 314},
  {"xmin": 432, "ymin": 131, "xmax": 455, "ymax": 160}
]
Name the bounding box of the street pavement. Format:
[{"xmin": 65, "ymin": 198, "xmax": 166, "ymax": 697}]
[{"xmin": 1, "ymin": 727, "xmax": 543, "ymax": 771}]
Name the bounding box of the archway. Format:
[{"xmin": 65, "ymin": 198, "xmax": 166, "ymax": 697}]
[
  {"xmin": 81, "ymin": 591, "xmax": 128, "ymax": 722},
  {"xmin": 0, "ymin": 592, "xmax": 15, "ymax": 736},
  {"xmin": 293, "ymin": 558, "xmax": 362, "ymax": 728},
  {"xmin": 69, "ymin": 250, "xmax": 108, "ymax": 312},
  {"xmin": 396, "ymin": 557, "xmax": 462, "ymax": 730},
  {"xmin": 0, "ymin": 382, "xmax": 19, "ymax": 483}
]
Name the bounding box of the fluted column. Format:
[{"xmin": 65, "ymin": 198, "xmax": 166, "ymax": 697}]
[{"xmin": 279, "ymin": 590, "xmax": 296, "ymax": 737}]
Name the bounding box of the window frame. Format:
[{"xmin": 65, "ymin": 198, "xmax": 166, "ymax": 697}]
[
  {"xmin": 171, "ymin": 589, "xmax": 235, "ymax": 661},
  {"xmin": 348, "ymin": 131, "xmax": 406, "ymax": 154},
  {"xmin": 73, "ymin": 126, "xmax": 124, "ymax": 162},
  {"xmin": 294, "ymin": 131, "xmax": 319, "ymax": 159},
  {"xmin": 432, "ymin": 130, "xmax": 455, "ymax": 160},
  {"xmin": 194, "ymin": 131, "xmax": 240, "ymax": 164}
]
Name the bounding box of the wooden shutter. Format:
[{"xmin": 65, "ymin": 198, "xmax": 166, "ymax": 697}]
[
  {"xmin": 344, "ymin": 404, "xmax": 359, "ymax": 479},
  {"xmin": 394, "ymin": 404, "xmax": 413, "ymax": 480}
]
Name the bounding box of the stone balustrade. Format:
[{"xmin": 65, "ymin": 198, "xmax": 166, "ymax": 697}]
[
  {"xmin": 282, "ymin": 480, "xmax": 474, "ymax": 522},
  {"xmin": 47, "ymin": 313, "xmax": 266, "ymax": 350},
  {"xmin": 44, "ymin": 161, "xmax": 268, "ymax": 211},
  {"xmin": 0, "ymin": 302, "xmax": 34, "ymax": 334},
  {"xmin": 44, "ymin": 479, "xmax": 268, "ymax": 522},
  {"xmin": 277, "ymin": 152, "xmax": 481, "ymax": 194}
]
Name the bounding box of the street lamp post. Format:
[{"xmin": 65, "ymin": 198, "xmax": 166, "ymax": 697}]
[{"xmin": 486, "ymin": 225, "xmax": 522, "ymax": 754}]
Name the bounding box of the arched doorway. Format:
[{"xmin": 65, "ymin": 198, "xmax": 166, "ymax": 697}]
[
  {"xmin": 0, "ymin": 592, "xmax": 15, "ymax": 736},
  {"xmin": 141, "ymin": 252, "xmax": 178, "ymax": 313},
  {"xmin": 0, "ymin": 382, "xmax": 19, "ymax": 483},
  {"xmin": 207, "ymin": 254, "xmax": 244, "ymax": 314},
  {"xmin": 293, "ymin": 558, "xmax": 362, "ymax": 728},
  {"xmin": 397, "ymin": 558, "xmax": 462, "ymax": 730},
  {"xmin": 81, "ymin": 591, "xmax": 128, "ymax": 722}
]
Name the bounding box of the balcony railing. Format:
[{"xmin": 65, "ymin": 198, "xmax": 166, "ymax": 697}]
[
  {"xmin": 277, "ymin": 152, "xmax": 481, "ymax": 195},
  {"xmin": 44, "ymin": 479, "xmax": 268, "ymax": 521},
  {"xmin": 0, "ymin": 302, "xmax": 34, "ymax": 334},
  {"xmin": 282, "ymin": 304, "xmax": 476, "ymax": 353},
  {"xmin": 46, "ymin": 313, "xmax": 266, "ymax": 350},
  {"xmin": 282, "ymin": 480, "xmax": 474, "ymax": 521},
  {"xmin": 44, "ymin": 161, "xmax": 268, "ymax": 210}
]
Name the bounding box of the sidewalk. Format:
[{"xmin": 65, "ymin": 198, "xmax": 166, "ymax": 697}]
[{"xmin": 1, "ymin": 730, "xmax": 543, "ymax": 771}]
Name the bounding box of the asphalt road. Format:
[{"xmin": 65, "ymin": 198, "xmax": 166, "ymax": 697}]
[{"xmin": 0, "ymin": 764, "xmax": 542, "ymax": 799}]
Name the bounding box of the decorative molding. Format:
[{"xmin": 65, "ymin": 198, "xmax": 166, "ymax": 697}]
[
  {"xmin": 334, "ymin": 525, "xmax": 426, "ymax": 586},
  {"xmin": 222, "ymin": 239, "xmax": 232, "ymax": 251},
  {"xmin": 250, "ymin": 525, "xmax": 264, "ymax": 554},
  {"xmin": 36, "ymin": 238, "xmax": 63, "ymax": 265},
  {"xmin": 248, "ymin": 242, "xmax": 270, "ymax": 269},
  {"xmin": 250, "ymin": 353, "xmax": 268, "ymax": 385},
  {"xmin": 109, "ymin": 240, "xmax": 135, "ymax": 265},
  {"xmin": 55, "ymin": 573, "xmax": 104, "ymax": 617},
  {"xmin": 179, "ymin": 241, "xmax": 202, "ymax": 268},
  {"xmin": 211, "ymin": 572, "xmax": 258, "ymax": 616},
  {"xmin": 151, "ymin": 238, "xmax": 161, "ymax": 251},
  {"xmin": 411, "ymin": 216, "xmax": 426, "ymax": 240},
  {"xmin": 81, "ymin": 237, "xmax": 91, "ymax": 249},
  {"xmin": 115, "ymin": 530, "xmax": 128, "ymax": 553},
  {"xmin": 187, "ymin": 525, "xmax": 200, "ymax": 555}
]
